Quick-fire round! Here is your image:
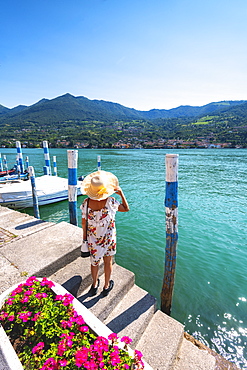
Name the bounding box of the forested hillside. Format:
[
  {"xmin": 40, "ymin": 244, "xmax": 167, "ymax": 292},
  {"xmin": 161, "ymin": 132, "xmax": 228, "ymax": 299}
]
[{"xmin": 0, "ymin": 94, "xmax": 246, "ymax": 148}]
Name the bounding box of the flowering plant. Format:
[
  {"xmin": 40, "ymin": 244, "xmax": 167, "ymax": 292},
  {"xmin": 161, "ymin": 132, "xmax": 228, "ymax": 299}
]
[{"xmin": 0, "ymin": 276, "xmax": 144, "ymax": 370}]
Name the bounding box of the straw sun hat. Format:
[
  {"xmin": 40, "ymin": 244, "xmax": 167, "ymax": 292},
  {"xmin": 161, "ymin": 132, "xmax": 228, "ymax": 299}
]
[{"xmin": 80, "ymin": 170, "xmax": 119, "ymax": 200}]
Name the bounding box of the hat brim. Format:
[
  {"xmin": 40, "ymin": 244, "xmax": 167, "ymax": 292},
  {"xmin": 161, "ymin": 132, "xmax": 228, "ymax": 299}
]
[{"xmin": 80, "ymin": 170, "xmax": 119, "ymax": 200}]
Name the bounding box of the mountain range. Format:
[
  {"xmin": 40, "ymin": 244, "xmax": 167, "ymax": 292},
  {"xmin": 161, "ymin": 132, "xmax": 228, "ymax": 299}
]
[{"xmin": 0, "ymin": 93, "xmax": 247, "ymax": 125}]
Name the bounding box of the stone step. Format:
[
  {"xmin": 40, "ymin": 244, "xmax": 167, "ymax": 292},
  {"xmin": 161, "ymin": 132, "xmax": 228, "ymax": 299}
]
[
  {"xmin": 173, "ymin": 337, "xmax": 216, "ymax": 370},
  {"xmin": 48, "ymin": 256, "xmax": 105, "ymax": 297},
  {"xmin": 0, "ymin": 206, "xmax": 54, "ymax": 239},
  {"xmin": 77, "ymin": 264, "xmax": 135, "ymax": 322},
  {"xmin": 104, "ymin": 284, "xmax": 157, "ymax": 348},
  {"xmin": 0, "ymin": 221, "xmax": 82, "ymax": 278},
  {"xmin": 135, "ymin": 310, "xmax": 184, "ymax": 370}
]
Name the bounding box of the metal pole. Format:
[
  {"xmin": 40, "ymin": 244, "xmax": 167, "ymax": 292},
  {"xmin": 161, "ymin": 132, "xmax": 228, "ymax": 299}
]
[
  {"xmin": 68, "ymin": 150, "xmax": 78, "ymax": 226},
  {"xmin": 97, "ymin": 155, "xmax": 101, "ymax": 171},
  {"xmin": 161, "ymin": 154, "xmax": 179, "ymax": 316},
  {"xmin": 53, "ymin": 156, "xmax": 57, "ymax": 176},
  {"xmin": 28, "ymin": 166, "xmax": 40, "ymax": 219},
  {"xmin": 16, "ymin": 141, "xmax": 24, "ymax": 174},
  {"xmin": 43, "ymin": 141, "xmax": 51, "ymax": 175}
]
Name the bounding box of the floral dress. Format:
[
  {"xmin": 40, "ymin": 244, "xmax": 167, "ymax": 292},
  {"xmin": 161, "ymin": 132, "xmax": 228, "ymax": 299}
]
[{"xmin": 80, "ymin": 197, "xmax": 120, "ymax": 266}]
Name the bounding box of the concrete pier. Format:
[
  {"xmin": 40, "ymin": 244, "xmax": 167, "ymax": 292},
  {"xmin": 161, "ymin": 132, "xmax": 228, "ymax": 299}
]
[{"xmin": 0, "ymin": 205, "xmax": 241, "ymax": 370}]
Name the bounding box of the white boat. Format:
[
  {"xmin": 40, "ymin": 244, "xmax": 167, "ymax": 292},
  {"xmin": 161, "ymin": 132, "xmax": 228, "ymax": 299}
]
[{"xmin": 0, "ymin": 175, "xmax": 82, "ymax": 209}]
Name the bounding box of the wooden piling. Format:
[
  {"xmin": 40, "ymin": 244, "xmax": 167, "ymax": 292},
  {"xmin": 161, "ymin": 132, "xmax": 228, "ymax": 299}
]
[
  {"xmin": 25, "ymin": 156, "xmax": 29, "ymax": 169},
  {"xmin": 0, "ymin": 154, "xmax": 3, "ymax": 172},
  {"xmin": 97, "ymin": 155, "xmax": 101, "ymax": 170},
  {"xmin": 28, "ymin": 166, "xmax": 40, "ymax": 219},
  {"xmin": 43, "ymin": 141, "xmax": 51, "ymax": 175},
  {"xmin": 3, "ymin": 155, "xmax": 8, "ymax": 172},
  {"xmin": 161, "ymin": 154, "xmax": 179, "ymax": 316},
  {"xmin": 68, "ymin": 150, "xmax": 78, "ymax": 226},
  {"xmin": 53, "ymin": 156, "xmax": 57, "ymax": 176},
  {"xmin": 16, "ymin": 141, "xmax": 24, "ymax": 174}
]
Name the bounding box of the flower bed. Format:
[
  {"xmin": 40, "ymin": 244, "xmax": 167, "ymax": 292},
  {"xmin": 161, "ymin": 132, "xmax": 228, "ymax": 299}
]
[{"xmin": 0, "ymin": 276, "xmax": 145, "ymax": 370}]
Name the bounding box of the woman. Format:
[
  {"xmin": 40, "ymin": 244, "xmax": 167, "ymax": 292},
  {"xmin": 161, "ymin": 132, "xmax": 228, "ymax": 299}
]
[{"xmin": 80, "ymin": 170, "xmax": 129, "ymax": 297}]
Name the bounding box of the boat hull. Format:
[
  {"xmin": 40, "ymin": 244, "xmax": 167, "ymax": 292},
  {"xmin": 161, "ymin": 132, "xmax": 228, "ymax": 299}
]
[{"xmin": 0, "ymin": 175, "xmax": 82, "ymax": 209}]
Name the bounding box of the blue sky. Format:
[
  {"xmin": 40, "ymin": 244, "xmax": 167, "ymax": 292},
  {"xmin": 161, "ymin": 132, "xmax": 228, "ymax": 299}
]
[{"xmin": 1, "ymin": 0, "xmax": 247, "ymax": 111}]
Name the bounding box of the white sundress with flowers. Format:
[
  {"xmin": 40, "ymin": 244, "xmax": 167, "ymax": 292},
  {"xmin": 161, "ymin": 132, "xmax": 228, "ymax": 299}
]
[{"xmin": 80, "ymin": 197, "xmax": 120, "ymax": 266}]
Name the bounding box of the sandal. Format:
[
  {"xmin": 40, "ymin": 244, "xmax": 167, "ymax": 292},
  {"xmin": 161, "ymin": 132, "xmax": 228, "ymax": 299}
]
[
  {"xmin": 102, "ymin": 280, "xmax": 114, "ymax": 297},
  {"xmin": 88, "ymin": 279, "xmax": 100, "ymax": 296}
]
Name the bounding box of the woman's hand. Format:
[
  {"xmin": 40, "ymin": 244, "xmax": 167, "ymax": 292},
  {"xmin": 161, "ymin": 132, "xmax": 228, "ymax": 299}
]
[
  {"xmin": 114, "ymin": 186, "xmax": 129, "ymax": 212},
  {"xmin": 114, "ymin": 186, "xmax": 122, "ymax": 195}
]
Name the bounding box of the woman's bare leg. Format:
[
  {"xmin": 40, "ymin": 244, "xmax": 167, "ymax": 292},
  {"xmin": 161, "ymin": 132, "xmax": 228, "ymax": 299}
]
[
  {"xmin": 91, "ymin": 264, "xmax": 99, "ymax": 287},
  {"xmin": 103, "ymin": 256, "xmax": 113, "ymax": 289}
]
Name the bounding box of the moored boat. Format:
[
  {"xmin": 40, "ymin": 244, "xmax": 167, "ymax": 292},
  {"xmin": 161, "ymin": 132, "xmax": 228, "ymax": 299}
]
[{"xmin": 0, "ymin": 175, "xmax": 82, "ymax": 209}]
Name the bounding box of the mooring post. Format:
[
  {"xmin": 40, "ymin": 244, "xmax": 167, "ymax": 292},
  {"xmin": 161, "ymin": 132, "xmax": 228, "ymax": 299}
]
[
  {"xmin": 0, "ymin": 153, "xmax": 3, "ymax": 172},
  {"xmin": 28, "ymin": 166, "xmax": 40, "ymax": 219},
  {"xmin": 25, "ymin": 156, "xmax": 29, "ymax": 169},
  {"xmin": 97, "ymin": 155, "xmax": 101, "ymax": 171},
  {"xmin": 53, "ymin": 156, "xmax": 57, "ymax": 176},
  {"xmin": 3, "ymin": 155, "xmax": 8, "ymax": 172},
  {"xmin": 68, "ymin": 150, "xmax": 78, "ymax": 226},
  {"xmin": 16, "ymin": 141, "xmax": 24, "ymax": 174},
  {"xmin": 161, "ymin": 153, "xmax": 179, "ymax": 316},
  {"xmin": 43, "ymin": 141, "xmax": 51, "ymax": 175}
]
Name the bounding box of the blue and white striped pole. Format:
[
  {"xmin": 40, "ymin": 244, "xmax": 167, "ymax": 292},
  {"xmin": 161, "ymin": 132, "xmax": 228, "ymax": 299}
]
[
  {"xmin": 68, "ymin": 150, "xmax": 78, "ymax": 226},
  {"xmin": 161, "ymin": 153, "xmax": 179, "ymax": 316},
  {"xmin": 16, "ymin": 141, "xmax": 24, "ymax": 174},
  {"xmin": 97, "ymin": 155, "xmax": 101, "ymax": 171},
  {"xmin": 28, "ymin": 166, "xmax": 40, "ymax": 219},
  {"xmin": 43, "ymin": 141, "xmax": 51, "ymax": 175},
  {"xmin": 3, "ymin": 155, "xmax": 8, "ymax": 172},
  {"xmin": 25, "ymin": 156, "xmax": 29, "ymax": 169},
  {"xmin": 0, "ymin": 154, "xmax": 3, "ymax": 172},
  {"xmin": 43, "ymin": 166, "xmax": 49, "ymax": 175},
  {"xmin": 53, "ymin": 156, "xmax": 57, "ymax": 176}
]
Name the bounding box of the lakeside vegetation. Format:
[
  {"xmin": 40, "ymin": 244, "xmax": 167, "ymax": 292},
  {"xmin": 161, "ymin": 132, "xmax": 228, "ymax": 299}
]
[{"xmin": 0, "ymin": 94, "xmax": 246, "ymax": 148}]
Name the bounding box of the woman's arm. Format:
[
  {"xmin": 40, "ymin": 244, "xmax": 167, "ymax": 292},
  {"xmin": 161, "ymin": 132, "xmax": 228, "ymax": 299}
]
[
  {"xmin": 115, "ymin": 187, "xmax": 130, "ymax": 212},
  {"xmin": 82, "ymin": 217, "xmax": 87, "ymax": 240}
]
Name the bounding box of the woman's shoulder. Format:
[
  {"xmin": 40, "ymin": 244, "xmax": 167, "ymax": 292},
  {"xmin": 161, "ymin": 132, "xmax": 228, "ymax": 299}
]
[
  {"xmin": 80, "ymin": 198, "xmax": 88, "ymax": 210},
  {"xmin": 108, "ymin": 196, "xmax": 120, "ymax": 207}
]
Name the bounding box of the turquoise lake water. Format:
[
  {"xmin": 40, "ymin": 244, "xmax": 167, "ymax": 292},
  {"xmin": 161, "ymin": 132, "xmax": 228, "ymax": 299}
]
[{"xmin": 1, "ymin": 147, "xmax": 247, "ymax": 368}]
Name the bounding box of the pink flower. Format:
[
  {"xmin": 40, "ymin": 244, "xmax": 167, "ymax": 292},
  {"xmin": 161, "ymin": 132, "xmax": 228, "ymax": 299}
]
[
  {"xmin": 57, "ymin": 344, "xmax": 66, "ymax": 356},
  {"xmin": 18, "ymin": 311, "xmax": 32, "ymax": 322},
  {"xmin": 20, "ymin": 296, "xmax": 29, "ymax": 303},
  {"xmin": 32, "ymin": 342, "xmax": 44, "ymax": 354},
  {"xmin": 108, "ymin": 333, "xmax": 118, "ymax": 341},
  {"xmin": 75, "ymin": 347, "xmax": 90, "ymax": 367},
  {"xmin": 11, "ymin": 285, "xmax": 23, "ymax": 296},
  {"xmin": 0, "ymin": 311, "xmax": 8, "ymax": 320},
  {"xmin": 58, "ymin": 359, "xmax": 68, "ymax": 367},
  {"xmin": 35, "ymin": 292, "xmax": 48, "ymax": 299},
  {"xmin": 55, "ymin": 294, "xmax": 64, "ymax": 301},
  {"xmin": 40, "ymin": 357, "xmax": 58, "ymax": 370},
  {"xmin": 6, "ymin": 298, "xmax": 14, "ymax": 305},
  {"xmin": 62, "ymin": 293, "xmax": 74, "ymax": 306},
  {"xmin": 25, "ymin": 276, "xmax": 38, "ymax": 286},
  {"xmin": 79, "ymin": 325, "xmax": 89, "ymax": 332},
  {"xmin": 32, "ymin": 312, "xmax": 41, "ymax": 321},
  {"xmin": 24, "ymin": 290, "xmax": 33, "ymax": 296},
  {"xmin": 75, "ymin": 315, "xmax": 85, "ymax": 325},
  {"xmin": 40, "ymin": 277, "xmax": 55, "ymax": 288},
  {"xmin": 134, "ymin": 350, "xmax": 143, "ymax": 360},
  {"xmin": 8, "ymin": 315, "xmax": 15, "ymax": 321},
  {"xmin": 121, "ymin": 336, "xmax": 132, "ymax": 345}
]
